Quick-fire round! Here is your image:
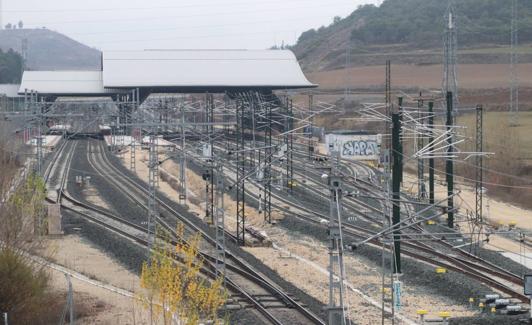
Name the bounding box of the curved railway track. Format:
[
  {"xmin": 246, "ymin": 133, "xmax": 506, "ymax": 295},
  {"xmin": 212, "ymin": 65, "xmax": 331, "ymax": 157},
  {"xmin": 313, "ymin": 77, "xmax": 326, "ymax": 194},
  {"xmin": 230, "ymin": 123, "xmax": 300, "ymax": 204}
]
[
  {"xmin": 53, "ymin": 138, "xmax": 326, "ymax": 325},
  {"xmin": 182, "ymin": 137, "xmax": 529, "ymax": 303}
]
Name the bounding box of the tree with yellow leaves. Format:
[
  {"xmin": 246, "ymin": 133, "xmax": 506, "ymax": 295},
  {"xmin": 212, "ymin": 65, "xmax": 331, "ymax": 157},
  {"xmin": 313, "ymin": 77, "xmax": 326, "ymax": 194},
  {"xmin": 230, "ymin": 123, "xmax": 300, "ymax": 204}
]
[{"xmin": 139, "ymin": 224, "xmax": 227, "ymax": 325}]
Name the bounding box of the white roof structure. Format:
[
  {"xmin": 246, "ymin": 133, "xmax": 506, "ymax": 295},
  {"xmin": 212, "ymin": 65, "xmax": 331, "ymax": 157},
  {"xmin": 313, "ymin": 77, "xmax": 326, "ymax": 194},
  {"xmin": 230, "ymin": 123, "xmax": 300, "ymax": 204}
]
[
  {"xmin": 18, "ymin": 71, "xmax": 125, "ymax": 96},
  {"xmin": 19, "ymin": 49, "xmax": 316, "ymax": 95},
  {"xmin": 103, "ymin": 49, "xmax": 315, "ymax": 90},
  {"xmin": 0, "ymin": 84, "xmax": 22, "ymax": 97}
]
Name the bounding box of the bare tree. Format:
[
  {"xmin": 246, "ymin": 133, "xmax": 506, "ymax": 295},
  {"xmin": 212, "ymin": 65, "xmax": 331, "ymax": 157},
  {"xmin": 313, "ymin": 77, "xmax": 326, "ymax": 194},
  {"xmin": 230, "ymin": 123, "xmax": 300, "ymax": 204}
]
[{"xmin": 0, "ymin": 121, "xmax": 52, "ymax": 324}]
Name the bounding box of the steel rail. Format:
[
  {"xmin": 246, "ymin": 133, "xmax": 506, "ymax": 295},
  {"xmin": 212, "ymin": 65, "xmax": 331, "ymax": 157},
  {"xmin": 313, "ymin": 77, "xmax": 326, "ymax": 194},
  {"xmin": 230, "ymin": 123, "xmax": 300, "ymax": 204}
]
[{"xmin": 93, "ymin": 139, "xmax": 325, "ymax": 325}]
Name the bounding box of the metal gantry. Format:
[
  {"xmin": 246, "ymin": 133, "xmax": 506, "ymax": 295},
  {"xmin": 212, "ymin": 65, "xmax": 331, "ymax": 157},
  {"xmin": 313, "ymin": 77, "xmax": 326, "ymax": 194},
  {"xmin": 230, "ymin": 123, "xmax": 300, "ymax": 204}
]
[
  {"xmin": 446, "ymin": 92, "xmax": 455, "ymax": 229},
  {"xmin": 443, "ymin": 1, "xmax": 458, "ymax": 110},
  {"xmin": 130, "ymin": 89, "xmax": 140, "ymax": 171},
  {"xmin": 416, "ymin": 95, "xmax": 426, "ymax": 201},
  {"xmin": 262, "ymin": 96, "xmax": 273, "ymax": 224},
  {"xmin": 428, "ymin": 101, "xmax": 435, "ymax": 205},
  {"xmin": 327, "ymin": 151, "xmax": 348, "ymax": 325},
  {"xmin": 391, "ymin": 112, "xmax": 402, "ymax": 274},
  {"xmin": 308, "ymin": 93, "xmax": 314, "ymax": 161},
  {"xmin": 235, "ymin": 98, "xmax": 246, "ymax": 245},
  {"xmin": 510, "ymin": 0, "xmax": 519, "ymax": 126},
  {"xmin": 179, "ymin": 99, "xmax": 187, "ymax": 204},
  {"xmin": 205, "ymin": 94, "xmax": 215, "ymax": 225},
  {"xmin": 214, "ymin": 164, "xmax": 226, "ymax": 283},
  {"xmin": 147, "ymin": 126, "xmax": 158, "ymax": 250},
  {"xmin": 285, "ymin": 97, "xmax": 294, "ymax": 192},
  {"xmin": 384, "ymin": 60, "xmax": 392, "ymax": 175},
  {"xmin": 473, "ymin": 104, "xmax": 484, "ymax": 253}
]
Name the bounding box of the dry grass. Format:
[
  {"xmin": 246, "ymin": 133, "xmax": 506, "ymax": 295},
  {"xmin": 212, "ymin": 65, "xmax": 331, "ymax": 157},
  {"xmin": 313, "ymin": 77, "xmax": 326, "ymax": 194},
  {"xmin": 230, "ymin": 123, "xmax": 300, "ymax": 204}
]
[
  {"xmin": 455, "ymin": 111, "xmax": 532, "ymax": 209},
  {"xmin": 307, "ymin": 64, "xmax": 532, "ymax": 91}
]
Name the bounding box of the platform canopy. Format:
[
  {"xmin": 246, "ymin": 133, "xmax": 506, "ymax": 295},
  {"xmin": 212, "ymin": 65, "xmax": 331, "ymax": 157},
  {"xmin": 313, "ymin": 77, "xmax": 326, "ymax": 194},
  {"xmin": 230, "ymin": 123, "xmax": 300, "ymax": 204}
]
[
  {"xmin": 0, "ymin": 84, "xmax": 23, "ymax": 98},
  {"xmin": 102, "ymin": 49, "xmax": 316, "ymax": 91},
  {"xmin": 18, "ymin": 71, "xmax": 126, "ymax": 96},
  {"xmin": 19, "ymin": 49, "xmax": 316, "ymax": 96}
]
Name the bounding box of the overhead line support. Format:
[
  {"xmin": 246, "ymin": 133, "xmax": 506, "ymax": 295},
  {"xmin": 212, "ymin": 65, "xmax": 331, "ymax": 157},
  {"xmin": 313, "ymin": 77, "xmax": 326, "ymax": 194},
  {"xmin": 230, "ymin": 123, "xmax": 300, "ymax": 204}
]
[
  {"xmin": 428, "ymin": 101, "xmax": 435, "ymax": 205},
  {"xmin": 391, "ymin": 111, "xmax": 402, "ymax": 274},
  {"xmin": 446, "ymin": 92, "xmax": 455, "ymax": 229}
]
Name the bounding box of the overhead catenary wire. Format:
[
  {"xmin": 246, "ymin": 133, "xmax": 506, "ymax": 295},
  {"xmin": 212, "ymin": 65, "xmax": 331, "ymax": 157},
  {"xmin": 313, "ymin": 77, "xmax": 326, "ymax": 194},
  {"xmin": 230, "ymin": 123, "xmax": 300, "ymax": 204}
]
[
  {"xmin": 4, "ymin": 0, "xmax": 355, "ymax": 13},
  {"xmin": 19, "ymin": 1, "xmax": 357, "ymax": 26}
]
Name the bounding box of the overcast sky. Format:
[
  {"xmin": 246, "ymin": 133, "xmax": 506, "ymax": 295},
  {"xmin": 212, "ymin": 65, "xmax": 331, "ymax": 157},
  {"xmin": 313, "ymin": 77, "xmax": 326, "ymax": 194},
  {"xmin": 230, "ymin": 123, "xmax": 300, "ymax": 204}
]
[{"xmin": 2, "ymin": 0, "xmax": 382, "ymax": 51}]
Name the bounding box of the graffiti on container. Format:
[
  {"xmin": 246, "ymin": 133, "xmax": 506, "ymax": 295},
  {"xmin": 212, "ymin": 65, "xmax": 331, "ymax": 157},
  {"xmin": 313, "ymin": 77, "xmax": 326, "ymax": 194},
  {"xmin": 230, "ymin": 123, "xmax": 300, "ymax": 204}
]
[
  {"xmin": 325, "ymin": 134, "xmax": 381, "ymax": 161},
  {"xmin": 341, "ymin": 140, "xmax": 379, "ymax": 157}
]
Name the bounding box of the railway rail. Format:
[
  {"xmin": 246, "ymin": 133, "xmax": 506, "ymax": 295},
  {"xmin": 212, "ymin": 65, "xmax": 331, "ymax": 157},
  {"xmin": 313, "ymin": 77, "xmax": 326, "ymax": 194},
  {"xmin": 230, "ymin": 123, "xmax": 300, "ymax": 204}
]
[
  {"xmin": 181, "ymin": 137, "xmax": 530, "ymax": 304},
  {"xmin": 51, "ymin": 138, "xmax": 326, "ymax": 325},
  {"xmin": 42, "ymin": 134, "xmax": 529, "ymax": 325}
]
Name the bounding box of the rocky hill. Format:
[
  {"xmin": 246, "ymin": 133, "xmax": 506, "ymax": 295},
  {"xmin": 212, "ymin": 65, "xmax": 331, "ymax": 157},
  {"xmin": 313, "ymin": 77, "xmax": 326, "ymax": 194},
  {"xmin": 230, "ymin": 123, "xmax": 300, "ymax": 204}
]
[
  {"xmin": 0, "ymin": 28, "xmax": 101, "ymax": 71},
  {"xmin": 292, "ymin": 0, "xmax": 532, "ymax": 72}
]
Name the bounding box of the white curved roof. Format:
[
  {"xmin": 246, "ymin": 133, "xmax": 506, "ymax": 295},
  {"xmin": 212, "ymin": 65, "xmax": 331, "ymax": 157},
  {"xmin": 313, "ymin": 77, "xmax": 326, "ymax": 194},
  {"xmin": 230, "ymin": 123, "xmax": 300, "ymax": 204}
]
[
  {"xmin": 19, "ymin": 49, "xmax": 316, "ymax": 95},
  {"xmin": 102, "ymin": 49, "xmax": 315, "ymax": 89},
  {"xmin": 0, "ymin": 84, "xmax": 22, "ymax": 97},
  {"xmin": 18, "ymin": 71, "xmax": 123, "ymax": 95}
]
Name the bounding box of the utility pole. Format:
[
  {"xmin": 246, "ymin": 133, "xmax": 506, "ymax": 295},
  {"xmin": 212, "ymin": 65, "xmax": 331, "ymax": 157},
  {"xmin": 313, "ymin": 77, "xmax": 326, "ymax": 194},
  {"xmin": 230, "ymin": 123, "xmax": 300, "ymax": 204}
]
[
  {"xmin": 385, "ymin": 60, "xmax": 392, "ymax": 174},
  {"xmin": 147, "ymin": 126, "xmax": 158, "ymax": 251},
  {"xmin": 204, "ymin": 94, "xmax": 215, "ymax": 225},
  {"xmin": 446, "ymin": 92, "xmax": 455, "ymax": 229},
  {"xmin": 308, "ymin": 92, "xmax": 314, "ymax": 161},
  {"xmin": 235, "ymin": 99, "xmax": 246, "ymax": 245},
  {"xmin": 443, "ymin": 0, "xmax": 458, "ymax": 111},
  {"xmin": 510, "ymin": 0, "xmax": 519, "ymax": 126},
  {"xmin": 398, "ymin": 97, "xmax": 403, "ymax": 185},
  {"xmin": 179, "ymin": 100, "xmax": 187, "ymax": 205},
  {"xmin": 417, "ymin": 94, "xmax": 426, "ymax": 200},
  {"xmin": 251, "ymin": 94, "xmax": 257, "ymax": 168},
  {"xmin": 327, "ymin": 151, "xmax": 347, "ymax": 325},
  {"xmin": 428, "ymin": 102, "xmax": 435, "ymax": 205},
  {"xmin": 391, "ymin": 112, "xmax": 402, "ymax": 274},
  {"xmin": 26, "ymin": 90, "xmax": 45, "ymax": 177},
  {"xmin": 288, "ymin": 98, "xmax": 294, "ymax": 192},
  {"xmin": 344, "ymin": 36, "xmax": 351, "ymax": 110},
  {"xmin": 130, "ymin": 89, "xmax": 139, "ymax": 171},
  {"xmin": 60, "ymin": 274, "xmax": 74, "ymax": 325},
  {"xmin": 284, "ymin": 97, "xmax": 294, "ymax": 193},
  {"xmin": 68, "ymin": 274, "xmax": 74, "ymax": 325},
  {"xmin": 474, "ymin": 105, "xmax": 484, "ymax": 253},
  {"xmin": 37, "ymin": 95, "xmax": 45, "ymax": 177},
  {"xmin": 214, "ymin": 164, "xmax": 226, "ymax": 284},
  {"xmin": 391, "ymin": 109, "xmax": 403, "ymax": 318},
  {"xmin": 263, "ymin": 99, "xmax": 272, "ymax": 224}
]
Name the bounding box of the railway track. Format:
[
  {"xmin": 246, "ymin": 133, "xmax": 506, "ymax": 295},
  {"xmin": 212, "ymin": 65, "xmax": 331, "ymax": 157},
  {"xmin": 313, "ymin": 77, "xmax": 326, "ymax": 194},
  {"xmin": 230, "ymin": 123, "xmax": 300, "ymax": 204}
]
[
  {"xmin": 182, "ymin": 137, "xmax": 530, "ymax": 304},
  {"xmin": 44, "ymin": 134, "xmax": 529, "ymax": 321},
  {"xmin": 57, "ymin": 138, "xmax": 326, "ymax": 325},
  {"xmin": 291, "ymin": 146, "xmax": 529, "ymax": 302}
]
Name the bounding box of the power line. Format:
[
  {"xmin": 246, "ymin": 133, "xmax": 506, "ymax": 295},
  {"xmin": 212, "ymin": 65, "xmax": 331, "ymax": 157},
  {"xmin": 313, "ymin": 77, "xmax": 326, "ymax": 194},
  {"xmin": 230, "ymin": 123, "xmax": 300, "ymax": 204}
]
[
  {"xmin": 4, "ymin": 0, "xmax": 354, "ymax": 13},
  {"xmin": 68, "ymin": 14, "xmax": 338, "ymax": 37},
  {"xmin": 391, "ymin": 143, "xmax": 532, "ymax": 190},
  {"xmin": 509, "ymin": 0, "xmax": 520, "ymax": 126},
  {"xmin": 21, "ymin": 1, "xmax": 356, "ymax": 26},
  {"xmin": 89, "ymin": 28, "xmax": 310, "ymax": 45}
]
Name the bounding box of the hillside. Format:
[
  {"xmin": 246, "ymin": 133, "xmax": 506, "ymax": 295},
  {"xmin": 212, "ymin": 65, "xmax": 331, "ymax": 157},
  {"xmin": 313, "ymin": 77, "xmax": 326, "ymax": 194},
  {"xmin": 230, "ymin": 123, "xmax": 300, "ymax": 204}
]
[
  {"xmin": 0, "ymin": 28, "xmax": 101, "ymax": 71},
  {"xmin": 292, "ymin": 0, "xmax": 532, "ymax": 72}
]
